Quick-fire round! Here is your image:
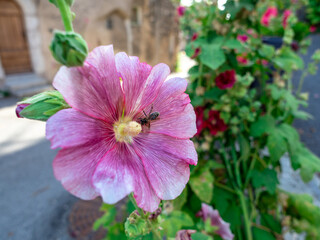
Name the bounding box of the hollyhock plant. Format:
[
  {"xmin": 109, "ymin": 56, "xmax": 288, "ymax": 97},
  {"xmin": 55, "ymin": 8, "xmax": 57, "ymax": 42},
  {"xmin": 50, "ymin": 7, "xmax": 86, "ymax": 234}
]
[
  {"xmin": 215, "ymin": 70, "xmax": 236, "ymax": 90},
  {"xmin": 46, "ymin": 45, "xmax": 197, "ymax": 212},
  {"xmin": 261, "ymin": 7, "xmax": 278, "ymax": 26},
  {"xmin": 282, "ymin": 10, "xmax": 292, "ymax": 28},
  {"xmin": 197, "ymin": 203, "xmax": 234, "ymax": 240},
  {"xmin": 207, "ymin": 110, "xmax": 227, "ymax": 136}
]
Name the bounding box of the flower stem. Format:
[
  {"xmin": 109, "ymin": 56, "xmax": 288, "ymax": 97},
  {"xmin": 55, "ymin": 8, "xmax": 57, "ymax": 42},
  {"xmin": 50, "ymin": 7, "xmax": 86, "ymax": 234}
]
[
  {"xmin": 237, "ymin": 189, "xmax": 252, "ymax": 240},
  {"xmin": 56, "ymin": 0, "xmax": 74, "ymax": 32}
]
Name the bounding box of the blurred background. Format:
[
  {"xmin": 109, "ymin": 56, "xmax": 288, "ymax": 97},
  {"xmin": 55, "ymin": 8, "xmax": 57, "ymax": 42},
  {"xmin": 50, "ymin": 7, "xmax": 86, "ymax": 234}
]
[{"xmin": 0, "ymin": 0, "xmax": 319, "ymax": 239}]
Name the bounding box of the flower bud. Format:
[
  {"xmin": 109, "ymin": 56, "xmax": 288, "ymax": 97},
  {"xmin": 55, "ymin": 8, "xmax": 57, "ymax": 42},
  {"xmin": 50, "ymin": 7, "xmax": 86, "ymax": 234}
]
[
  {"xmin": 16, "ymin": 91, "xmax": 69, "ymax": 121},
  {"xmin": 125, "ymin": 211, "xmax": 151, "ymax": 239},
  {"xmin": 50, "ymin": 30, "xmax": 88, "ymax": 67}
]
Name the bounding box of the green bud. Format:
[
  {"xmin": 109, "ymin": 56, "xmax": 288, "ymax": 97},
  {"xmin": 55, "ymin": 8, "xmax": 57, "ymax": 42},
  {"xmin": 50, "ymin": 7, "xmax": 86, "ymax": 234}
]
[
  {"xmin": 16, "ymin": 91, "xmax": 70, "ymax": 121},
  {"xmin": 125, "ymin": 211, "xmax": 151, "ymax": 239},
  {"xmin": 49, "ymin": 0, "xmax": 74, "ymax": 8},
  {"xmin": 50, "ymin": 30, "xmax": 88, "ymax": 67}
]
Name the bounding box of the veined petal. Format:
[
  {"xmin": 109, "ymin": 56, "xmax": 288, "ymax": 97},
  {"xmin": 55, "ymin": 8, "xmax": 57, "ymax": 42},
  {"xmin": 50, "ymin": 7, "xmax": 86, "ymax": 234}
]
[
  {"xmin": 115, "ymin": 53, "xmax": 152, "ymax": 115},
  {"xmin": 46, "ymin": 109, "xmax": 113, "ymax": 149},
  {"xmin": 92, "ymin": 143, "xmax": 160, "ymax": 212},
  {"xmin": 133, "ymin": 133, "xmax": 192, "ymax": 200},
  {"xmin": 139, "ymin": 78, "xmax": 197, "ymax": 139},
  {"xmin": 53, "ymin": 139, "xmax": 115, "ymax": 200},
  {"xmin": 53, "ymin": 45, "xmax": 123, "ymax": 122}
]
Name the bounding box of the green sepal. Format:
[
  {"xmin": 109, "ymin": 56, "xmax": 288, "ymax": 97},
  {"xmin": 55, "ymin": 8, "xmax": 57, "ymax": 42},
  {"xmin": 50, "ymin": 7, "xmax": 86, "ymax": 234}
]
[
  {"xmin": 124, "ymin": 211, "xmax": 151, "ymax": 239},
  {"xmin": 50, "ymin": 30, "xmax": 88, "ymax": 67}
]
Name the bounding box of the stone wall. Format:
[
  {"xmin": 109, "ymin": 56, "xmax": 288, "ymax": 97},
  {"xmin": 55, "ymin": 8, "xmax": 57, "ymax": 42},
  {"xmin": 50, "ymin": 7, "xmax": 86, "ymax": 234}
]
[{"xmin": 36, "ymin": 0, "xmax": 179, "ymax": 81}]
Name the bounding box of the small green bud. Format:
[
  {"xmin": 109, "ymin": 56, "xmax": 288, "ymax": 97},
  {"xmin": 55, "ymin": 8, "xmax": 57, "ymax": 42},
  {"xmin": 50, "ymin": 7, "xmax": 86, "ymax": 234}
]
[
  {"xmin": 50, "ymin": 30, "xmax": 88, "ymax": 67},
  {"xmin": 16, "ymin": 91, "xmax": 70, "ymax": 121},
  {"xmin": 125, "ymin": 211, "xmax": 151, "ymax": 239}
]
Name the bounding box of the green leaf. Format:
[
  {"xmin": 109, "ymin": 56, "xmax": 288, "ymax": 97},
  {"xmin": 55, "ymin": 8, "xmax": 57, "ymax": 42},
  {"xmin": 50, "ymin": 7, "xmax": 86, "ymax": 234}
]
[
  {"xmin": 249, "ymin": 115, "xmax": 276, "ymax": 137},
  {"xmin": 93, "ymin": 206, "xmax": 117, "ymax": 231},
  {"xmin": 213, "ymin": 187, "xmax": 234, "ymax": 216},
  {"xmin": 189, "ymin": 169, "xmax": 214, "ymax": 204},
  {"xmin": 204, "ymin": 87, "xmax": 226, "ymax": 101},
  {"xmin": 261, "ymin": 214, "xmax": 282, "ymax": 234},
  {"xmin": 191, "ymin": 232, "xmax": 213, "ymax": 240},
  {"xmin": 252, "ymin": 227, "xmax": 276, "ymax": 240},
  {"xmin": 238, "ymin": 134, "xmax": 250, "ymax": 161},
  {"xmin": 273, "ymin": 47, "xmax": 304, "ymax": 72},
  {"xmin": 171, "ymin": 187, "xmax": 188, "ymax": 210},
  {"xmin": 267, "ymin": 130, "xmax": 287, "ymax": 163},
  {"xmin": 161, "ymin": 211, "xmax": 194, "ymax": 238},
  {"xmin": 259, "ymin": 44, "xmax": 275, "ymax": 59},
  {"xmin": 106, "ymin": 223, "xmax": 127, "ymax": 240},
  {"xmin": 223, "ymin": 39, "xmax": 244, "ymax": 50},
  {"xmin": 200, "ymin": 44, "xmax": 226, "ymax": 70},
  {"xmin": 251, "ymin": 169, "xmax": 278, "ymax": 194}
]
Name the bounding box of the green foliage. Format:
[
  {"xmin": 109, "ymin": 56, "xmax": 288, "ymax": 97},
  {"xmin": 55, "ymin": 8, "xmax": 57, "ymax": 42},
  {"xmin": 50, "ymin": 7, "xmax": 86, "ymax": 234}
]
[
  {"xmin": 251, "ymin": 169, "xmax": 278, "ymax": 194},
  {"xmin": 18, "ymin": 91, "xmax": 69, "ymax": 121},
  {"xmin": 125, "ymin": 211, "xmax": 151, "ymax": 239},
  {"xmin": 189, "ymin": 168, "xmax": 214, "ymax": 204},
  {"xmin": 191, "ymin": 232, "xmax": 213, "ymax": 240},
  {"xmin": 49, "ymin": 0, "xmax": 74, "ymax": 7},
  {"xmin": 199, "ymin": 44, "xmax": 226, "ymax": 70},
  {"xmin": 50, "ymin": 30, "xmax": 88, "ymax": 67},
  {"xmin": 250, "ymin": 115, "xmax": 275, "ymax": 137},
  {"xmin": 161, "ymin": 211, "xmax": 194, "ymax": 238},
  {"xmin": 252, "ymin": 227, "xmax": 276, "ymax": 240}
]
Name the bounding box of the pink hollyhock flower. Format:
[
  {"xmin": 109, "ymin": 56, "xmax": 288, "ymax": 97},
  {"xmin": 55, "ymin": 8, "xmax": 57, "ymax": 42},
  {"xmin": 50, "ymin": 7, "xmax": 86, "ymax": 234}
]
[
  {"xmin": 207, "ymin": 110, "xmax": 227, "ymax": 136},
  {"xmin": 177, "ymin": 6, "xmax": 186, "ymax": 17},
  {"xmin": 191, "ymin": 47, "xmax": 201, "ymax": 59},
  {"xmin": 282, "ymin": 10, "xmax": 292, "ymax": 28},
  {"xmin": 191, "ymin": 33, "xmax": 198, "ymax": 41},
  {"xmin": 195, "ymin": 107, "xmax": 206, "ymax": 136},
  {"xmin": 215, "ymin": 70, "xmax": 236, "ymax": 89},
  {"xmin": 46, "ymin": 45, "xmax": 197, "ymax": 212},
  {"xmin": 261, "ymin": 7, "xmax": 278, "ymax": 26},
  {"xmin": 256, "ymin": 59, "xmax": 269, "ymax": 66},
  {"xmin": 16, "ymin": 103, "xmax": 30, "ymax": 118},
  {"xmin": 310, "ymin": 25, "xmax": 317, "ymax": 33},
  {"xmin": 197, "ymin": 203, "xmax": 234, "ymax": 240},
  {"xmin": 237, "ymin": 55, "xmax": 248, "ymax": 65},
  {"xmin": 237, "ymin": 34, "xmax": 248, "ymax": 43}
]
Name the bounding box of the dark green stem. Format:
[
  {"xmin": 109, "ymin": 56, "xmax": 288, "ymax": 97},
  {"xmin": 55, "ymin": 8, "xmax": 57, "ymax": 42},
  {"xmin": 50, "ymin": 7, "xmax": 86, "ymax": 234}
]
[
  {"xmin": 56, "ymin": 0, "xmax": 74, "ymax": 32},
  {"xmin": 231, "ymin": 142, "xmax": 242, "ymax": 188},
  {"xmin": 237, "ymin": 189, "xmax": 252, "ymax": 240},
  {"xmin": 214, "ymin": 181, "xmax": 237, "ymax": 194}
]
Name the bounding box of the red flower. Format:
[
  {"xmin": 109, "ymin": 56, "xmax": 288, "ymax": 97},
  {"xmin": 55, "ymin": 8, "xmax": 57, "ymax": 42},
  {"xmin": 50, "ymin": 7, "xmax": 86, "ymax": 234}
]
[
  {"xmin": 261, "ymin": 7, "xmax": 278, "ymax": 26},
  {"xmin": 191, "ymin": 47, "xmax": 201, "ymax": 59},
  {"xmin": 215, "ymin": 70, "xmax": 236, "ymax": 90},
  {"xmin": 282, "ymin": 10, "xmax": 292, "ymax": 28},
  {"xmin": 207, "ymin": 110, "xmax": 227, "ymax": 136},
  {"xmin": 237, "ymin": 34, "xmax": 248, "ymax": 43},
  {"xmin": 237, "ymin": 55, "xmax": 249, "ymax": 65},
  {"xmin": 177, "ymin": 6, "xmax": 186, "ymax": 17},
  {"xmin": 310, "ymin": 25, "xmax": 317, "ymax": 33},
  {"xmin": 191, "ymin": 33, "xmax": 198, "ymax": 41},
  {"xmin": 195, "ymin": 107, "xmax": 206, "ymax": 136}
]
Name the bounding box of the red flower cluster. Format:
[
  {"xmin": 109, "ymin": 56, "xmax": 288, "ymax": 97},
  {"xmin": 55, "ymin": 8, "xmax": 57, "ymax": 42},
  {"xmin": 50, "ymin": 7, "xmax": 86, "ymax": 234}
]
[
  {"xmin": 195, "ymin": 107, "xmax": 227, "ymax": 136},
  {"xmin": 261, "ymin": 7, "xmax": 278, "ymax": 26},
  {"xmin": 282, "ymin": 10, "xmax": 292, "ymax": 28},
  {"xmin": 215, "ymin": 70, "xmax": 236, "ymax": 90}
]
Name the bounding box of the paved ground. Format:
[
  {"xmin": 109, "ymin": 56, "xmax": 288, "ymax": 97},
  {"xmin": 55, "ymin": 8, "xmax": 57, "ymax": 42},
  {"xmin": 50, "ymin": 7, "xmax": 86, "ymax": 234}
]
[{"xmin": 0, "ymin": 34, "xmax": 319, "ymax": 240}]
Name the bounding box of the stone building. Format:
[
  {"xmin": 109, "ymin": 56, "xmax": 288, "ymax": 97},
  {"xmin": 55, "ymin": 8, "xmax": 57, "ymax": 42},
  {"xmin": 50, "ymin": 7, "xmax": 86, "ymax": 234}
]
[{"xmin": 0, "ymin": 0, "xmax": 179, "ymax": 96}]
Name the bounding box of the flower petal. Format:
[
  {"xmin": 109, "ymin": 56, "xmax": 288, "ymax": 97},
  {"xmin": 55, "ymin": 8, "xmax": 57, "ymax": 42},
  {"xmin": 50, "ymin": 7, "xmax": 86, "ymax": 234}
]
[
  {"xmin": 133, "ymin": 133, "xmax": 193, "ymax": 200},
  {"xmin": 53, "ymin": 45, "xmax": 123, "ymax": 122},
  {"xmin": 46, "ymin": 109, "xmax": 113, "ymax": 149},
  {"xmin": 115, "ymin": 53, "xmax": 152, "ymax": 115},
  {"xmin": 53, "ymin": 140, "xmax": 115, "ymax": 200},
  {"xmin": 92, "ymin": 143, "xmax": 160, "ymax": 212},
  {"xmin": 140, "ymin": 77, "xmax": 196, "ymax": 139}
]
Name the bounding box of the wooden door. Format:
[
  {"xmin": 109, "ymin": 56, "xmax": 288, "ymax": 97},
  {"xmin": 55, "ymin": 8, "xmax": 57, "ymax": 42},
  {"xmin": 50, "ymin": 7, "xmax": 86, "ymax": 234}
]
[{"xmin": 0, "ymin": 0, "xmax": 32, "ymax": 74}]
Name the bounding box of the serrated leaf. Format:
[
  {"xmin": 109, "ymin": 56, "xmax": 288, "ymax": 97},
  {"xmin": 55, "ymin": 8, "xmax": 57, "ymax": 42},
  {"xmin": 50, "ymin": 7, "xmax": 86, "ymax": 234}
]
[
  {"xmin": 259, "ymin": 44, "xmax": 275, "ymax": 59},
  {"xmin": 189, "ymin": 169, "xmax": 214, "ymax": 204}
]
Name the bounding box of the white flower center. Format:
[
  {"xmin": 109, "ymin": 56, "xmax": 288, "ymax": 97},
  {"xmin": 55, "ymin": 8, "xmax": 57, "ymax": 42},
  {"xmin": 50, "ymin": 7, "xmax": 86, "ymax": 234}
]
[{"xmin": 114, "ymin": 118, "xmax": 142, "ymax": 143}]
